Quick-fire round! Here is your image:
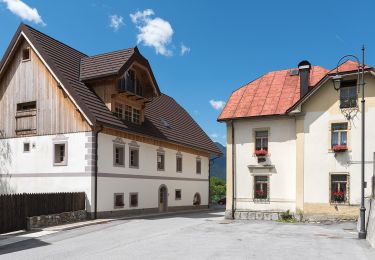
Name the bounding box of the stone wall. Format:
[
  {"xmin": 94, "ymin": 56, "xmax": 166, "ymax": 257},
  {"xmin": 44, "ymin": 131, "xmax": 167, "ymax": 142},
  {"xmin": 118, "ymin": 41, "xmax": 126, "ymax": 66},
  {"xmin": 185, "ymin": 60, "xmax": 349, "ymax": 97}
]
[{"xmin": 27, "ymin": 210, "xmax": 87, "ymax": 230}]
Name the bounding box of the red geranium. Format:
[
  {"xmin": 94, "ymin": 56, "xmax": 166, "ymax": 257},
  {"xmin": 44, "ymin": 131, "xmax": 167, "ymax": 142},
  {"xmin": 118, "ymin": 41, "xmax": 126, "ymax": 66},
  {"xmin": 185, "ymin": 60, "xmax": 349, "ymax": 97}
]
[
  {"xmin": 332, "ymin": 191, "xmax": 345, "ymax": 202},
  {"xmin": 332, "ymin": 145, "xmax": 348, "ymax": 152},
  {"xmin": 255, "ymin": 149, "xmax": 268, "ymax": 156}
]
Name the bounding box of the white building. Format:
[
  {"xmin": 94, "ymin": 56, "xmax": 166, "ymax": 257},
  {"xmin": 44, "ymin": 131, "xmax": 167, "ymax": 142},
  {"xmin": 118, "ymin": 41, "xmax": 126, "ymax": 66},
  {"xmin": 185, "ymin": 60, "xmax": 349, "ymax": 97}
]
[
  {"xmin": 219, "ymin": 59, "xmax": 375, "ymax": 220},
  {"xmin": 0, "ymin": 24, "xmax": 220, "ymax": 218}
]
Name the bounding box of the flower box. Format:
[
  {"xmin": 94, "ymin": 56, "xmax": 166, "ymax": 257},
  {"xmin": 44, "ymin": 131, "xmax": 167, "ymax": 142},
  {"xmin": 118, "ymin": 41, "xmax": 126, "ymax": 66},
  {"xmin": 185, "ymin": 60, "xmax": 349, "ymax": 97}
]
[
  {"xmin": 255, "ymin": 190, "xmax": 267, "ymax": 199},
  {"xmin": 332, "ymin": 145, "xmax": 348, "ymax": 152},
  {"xmin": 332, "ymin": 191, "xmax": 345, "ymax": 203},
  {"xmin": 255, "ymin": 149, "xmax": 268, "ymax": 156}
]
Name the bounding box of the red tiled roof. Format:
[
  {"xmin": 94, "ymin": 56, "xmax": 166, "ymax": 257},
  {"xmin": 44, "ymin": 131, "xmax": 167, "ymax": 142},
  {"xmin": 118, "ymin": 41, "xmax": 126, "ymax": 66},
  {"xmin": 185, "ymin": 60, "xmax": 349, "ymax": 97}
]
[
  {"xmin": 218, "ymin": 66, "xmax": 329, "ymax": 120},
  {"xmin": 328, "ymin": 60, "xmax": 371, "ymax": 75}
]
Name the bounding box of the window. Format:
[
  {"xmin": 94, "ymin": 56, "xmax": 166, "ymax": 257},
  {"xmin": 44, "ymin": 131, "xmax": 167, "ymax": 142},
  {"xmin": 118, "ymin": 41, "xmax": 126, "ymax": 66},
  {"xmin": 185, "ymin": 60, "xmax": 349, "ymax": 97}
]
[
  {"xmin": 22, "ymin": 47, "xmax": 30, "ymax": 61},
  {"xmin": 126, "ymin": 70, "xmax": 136, "ymax": 92},
  {"xmin": 331, "ymin": 123, "xmax": 348, "ymax": 148},
  {"xmin": 157, "ymin": 153, "xmax": 165, "ymax": 171},
  {"xmin": 176, "ymin": 155, "xmax": 182, "ymax": 172},
  {"xmin": 114, "ymin": 103, "xmax": 123, "ymax": 119},
  {"xmin": 54, "ymin": 143, "xmax": 67, "ymax": 166},
  {"xmin": 113, "ymin": 144, "xmax": 125, "ymax": 167},
  {"xmin": 125, "ymin": 105, "xmax": 132, "ymax": 122},
  {"xmin": 114, "ymin": 193, "xmax": 124, "ymax": 208},
  {"xmin": 196, "ymin": 158, "xmax": 201, "ymax": 174},
  {"xmin": 132, "ymin": 108, "xmax": 140, "ymax": 124},
  {"xmin": 23, "ymin": 143, "xmax": 30, "ymax": 152},
  {"xmin": 129, "ymin": 193, "xmax": 138, "ymax": 207},
  {"xmin": 254, "ymin": 176, "xmax": 269, "ymax": 201},
  {"xmin": 255, "ymin": 130, "xmax": 268, "ymax": 151},
  {"xmin": 16, "ymin": 101, "xmax": 37, "ymax": 134},
  {"xmin": 340, "ymin": 80, "xmax": 357, "ymax": 108},
  {"xmin": 330, "ymin": 174, "xmax": 348, "ymax": 203},
  {"xmin": 129, "ymin": 147, "xmax": 139, "ymax": 168},
  {"xmin": 175, "ymin": 189, "xmax": 182, "ymax": 200}
]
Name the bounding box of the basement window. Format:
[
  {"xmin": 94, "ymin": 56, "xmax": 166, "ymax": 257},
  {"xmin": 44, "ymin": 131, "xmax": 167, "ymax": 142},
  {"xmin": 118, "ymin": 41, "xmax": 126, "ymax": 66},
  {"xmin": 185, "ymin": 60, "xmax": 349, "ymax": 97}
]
[
  {"xmin": 129, "ymin": 193, "xmax": 138, "ymax": 207},
  {"xmin": 175, "ymin": 189, "xmax": 182, "ymax": 200},
  {"xmin": 114, "ymin": 193, "xmax": 125, "ymax": 208},
  {"xmin": 22, "ymin": 47, "xmax": 30, "ymax": 61}
]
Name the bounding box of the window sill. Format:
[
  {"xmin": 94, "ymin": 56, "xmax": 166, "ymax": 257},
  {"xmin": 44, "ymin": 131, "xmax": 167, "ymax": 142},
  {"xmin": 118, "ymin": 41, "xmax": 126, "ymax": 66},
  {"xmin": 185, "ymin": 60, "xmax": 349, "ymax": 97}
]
[
  {"xmin": 114, "ymin": 164, "xmax": 125, "ymax": 168},
  {"xmin": 253, "ymin": 199, "xmax": 270, "ymax": 204},
  {"xmin": 114, "ymin": 206, "xmax": 125, "ymax": 209},
  {"xmin": 330, "ymin": 202, "xmax": 349, "ymax": 206},
  {"xmin": 129, "ymin": 166, "xmax": 139, "ymax": 169},
  {"xmin": 53, "ymin": 163, "xmax": 67, "ymax": 167},
  {"xmin": 129, "ymin": 205, "xmax": 138, "ymax": 208},
  {"xmin": 328, "ymin": 149, "xmax": 351, "ymax": 153},
  {"xmin": 157, "ymin": 169, "xmax": 165, "ymax": 172}
]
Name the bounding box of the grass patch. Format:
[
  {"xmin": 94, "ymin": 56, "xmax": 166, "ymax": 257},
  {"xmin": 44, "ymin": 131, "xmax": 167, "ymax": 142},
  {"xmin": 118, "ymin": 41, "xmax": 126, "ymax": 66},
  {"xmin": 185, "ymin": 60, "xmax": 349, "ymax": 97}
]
[{"xmin": 277, "ymin": 210, "xmax": 297, "ymax": 223}]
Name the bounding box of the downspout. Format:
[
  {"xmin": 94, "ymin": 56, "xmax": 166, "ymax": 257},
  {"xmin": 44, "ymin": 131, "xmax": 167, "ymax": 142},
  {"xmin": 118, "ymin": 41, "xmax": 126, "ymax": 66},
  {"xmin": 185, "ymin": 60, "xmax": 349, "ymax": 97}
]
[
  {"xmin": 94, "ymin": 126, "xmax": 103, "ymax": 219},
  {"xmin": 231, "ymin": 120, "xmax": 236, "ymax": 219}
]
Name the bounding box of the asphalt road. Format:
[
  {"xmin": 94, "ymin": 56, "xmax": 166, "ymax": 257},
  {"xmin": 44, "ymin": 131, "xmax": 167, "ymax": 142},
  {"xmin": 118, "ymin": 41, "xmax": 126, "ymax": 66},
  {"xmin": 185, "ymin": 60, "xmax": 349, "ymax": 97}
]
[{"xmin": 1, "ymin": 211, "xmax": 375, "ymax": 260}]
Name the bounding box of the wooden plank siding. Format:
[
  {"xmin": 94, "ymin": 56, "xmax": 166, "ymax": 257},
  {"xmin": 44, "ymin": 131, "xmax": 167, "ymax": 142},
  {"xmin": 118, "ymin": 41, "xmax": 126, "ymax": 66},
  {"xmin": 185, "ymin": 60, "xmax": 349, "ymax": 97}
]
[{"xmin": 0, "ymin": 39, "xmax": 91, "ymax": 138}]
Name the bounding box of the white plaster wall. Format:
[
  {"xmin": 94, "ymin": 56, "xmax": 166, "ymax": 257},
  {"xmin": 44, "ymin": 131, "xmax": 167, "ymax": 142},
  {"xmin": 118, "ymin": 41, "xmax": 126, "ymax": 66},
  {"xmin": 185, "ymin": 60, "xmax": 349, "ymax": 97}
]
[
  {"xmin": 0, "ymin": 132, "xmax": 93, "ymax": 211},
  {"xmin": 0, "ymin": 132, "xmax": 88, "ymax": 174},
  {"xmin": 304, "ymin": 108, "xmax": 375, "ymax": 204},
  {"xmin": 97, "ymin": 178, "xmax": 208, "ymax": 212},
  {"xmin": 96, "ymin": 133, "xmax": 209, "ymax": 211},
  {"xmin": 233, "ymin": 118, "xmax": 296, "ymax": 212}
]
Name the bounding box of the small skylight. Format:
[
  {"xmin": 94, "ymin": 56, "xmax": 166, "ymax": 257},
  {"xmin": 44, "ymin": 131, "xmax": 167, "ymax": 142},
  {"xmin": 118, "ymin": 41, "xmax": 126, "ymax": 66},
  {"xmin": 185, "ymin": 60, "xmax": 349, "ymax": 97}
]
[
  {"xmin": 290, "ymin": 69, "xmax": 299, "ymax": 76},
  {"xmin": 160, "ymin": 118, "xmax": 170, "ymax": 128}
]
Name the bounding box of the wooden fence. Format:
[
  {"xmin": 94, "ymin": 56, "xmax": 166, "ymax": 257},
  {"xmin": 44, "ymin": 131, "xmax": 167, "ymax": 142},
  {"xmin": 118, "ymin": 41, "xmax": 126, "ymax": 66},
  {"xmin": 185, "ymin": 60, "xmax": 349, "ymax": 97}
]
[{"xmin": 0, "ymin": 192, "xmax": 85, "ymax": 234}]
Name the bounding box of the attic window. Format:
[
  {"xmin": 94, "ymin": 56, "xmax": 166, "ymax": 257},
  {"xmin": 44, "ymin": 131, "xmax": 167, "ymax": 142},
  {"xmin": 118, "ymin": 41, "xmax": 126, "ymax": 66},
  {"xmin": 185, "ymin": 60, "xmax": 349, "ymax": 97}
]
[{"xmin": 22, "ymin": 47, "xmax": 30, "ymax": 61}]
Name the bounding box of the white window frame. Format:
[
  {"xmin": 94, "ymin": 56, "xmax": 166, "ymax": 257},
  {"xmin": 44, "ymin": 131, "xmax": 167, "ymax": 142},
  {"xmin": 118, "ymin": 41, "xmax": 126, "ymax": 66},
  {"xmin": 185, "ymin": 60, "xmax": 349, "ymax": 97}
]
[
  {"xmin": 176, "ymin": 154, "xmax": 183, "ymax": 173},
  {"xmin": 129, "ymin": 147, "xmax": 139, "ymax": 168},
  {"xmin": 113, "ymin": 143, "xmax": 125, "ymax": 167}
]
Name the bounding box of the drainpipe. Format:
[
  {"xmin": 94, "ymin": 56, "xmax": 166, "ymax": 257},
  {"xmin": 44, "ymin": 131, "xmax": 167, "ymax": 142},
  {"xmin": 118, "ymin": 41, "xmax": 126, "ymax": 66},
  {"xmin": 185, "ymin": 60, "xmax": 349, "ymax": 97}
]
[
  {"xmin": 94, "ymin": 126, "xmax": 103, "ymax": 219},
  {"xmin": 231, "ymin": 120, "xmax": 236, "ymax": 219}
]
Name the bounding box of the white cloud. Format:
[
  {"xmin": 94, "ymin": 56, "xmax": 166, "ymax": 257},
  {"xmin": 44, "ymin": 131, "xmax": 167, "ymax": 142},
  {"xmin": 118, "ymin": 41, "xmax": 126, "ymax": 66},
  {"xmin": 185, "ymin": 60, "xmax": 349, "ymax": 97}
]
[
  {"xmin": 210, "ymin": 133, "xmax": 219, "ymax": 139},
  {"xmin": 109, "ymin": 14, "xmax": 124, "ymax": 31},
  {"xmin": 180, "ymin": 43, "xmax": 190, "ymax": 56},
  {"xmin": 1, "ymin": 0, "xmax": 45, "ymax": 25},
  {"xmin": 130, "ymin": 9, "xmax": 174, "ymax": 56},
  {"xmin": 209, "ymin": 99, "xmax": 226, "ymax": 110}
]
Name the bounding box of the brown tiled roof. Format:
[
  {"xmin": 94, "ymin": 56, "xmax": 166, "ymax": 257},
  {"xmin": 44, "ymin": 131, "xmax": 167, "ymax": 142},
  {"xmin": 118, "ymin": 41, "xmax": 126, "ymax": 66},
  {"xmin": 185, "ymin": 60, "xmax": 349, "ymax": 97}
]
[
  {"xmin": 80, "ymin": 48, "xmax": 135, "ymax": 81},
  {"xmin": 0, "ymin": 23, "xmax": 220, "ymax": 155}
]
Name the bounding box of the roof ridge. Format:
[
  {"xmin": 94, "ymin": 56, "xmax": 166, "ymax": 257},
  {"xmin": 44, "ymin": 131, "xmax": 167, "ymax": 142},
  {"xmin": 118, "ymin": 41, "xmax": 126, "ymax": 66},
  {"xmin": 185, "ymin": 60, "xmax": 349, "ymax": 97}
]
[
  {"xmin": 83, "ymin": 47, "xmax": 135, "ymax": 59},
  {"xmin": 22, "ymin": 23, "xmax": 88, "ymax": 57}
]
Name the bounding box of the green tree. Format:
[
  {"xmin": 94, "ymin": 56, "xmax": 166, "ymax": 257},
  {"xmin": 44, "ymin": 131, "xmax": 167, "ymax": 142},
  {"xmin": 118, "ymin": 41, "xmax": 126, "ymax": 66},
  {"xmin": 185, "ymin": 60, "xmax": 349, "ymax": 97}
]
[{"xmin": 210, "ymin": 177, "xmax": 226, "ymax": 203}]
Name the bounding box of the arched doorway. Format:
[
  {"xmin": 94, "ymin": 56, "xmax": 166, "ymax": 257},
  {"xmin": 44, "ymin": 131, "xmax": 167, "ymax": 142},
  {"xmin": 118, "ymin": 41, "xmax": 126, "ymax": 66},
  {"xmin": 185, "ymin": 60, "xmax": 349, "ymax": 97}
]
[
  {"xmin": 159, "ymin": 185, "xmax": 168, "ymax": 212},
  {"xmin": 193, "ymin": 193, "xmax": 201, "ymax": 206}
]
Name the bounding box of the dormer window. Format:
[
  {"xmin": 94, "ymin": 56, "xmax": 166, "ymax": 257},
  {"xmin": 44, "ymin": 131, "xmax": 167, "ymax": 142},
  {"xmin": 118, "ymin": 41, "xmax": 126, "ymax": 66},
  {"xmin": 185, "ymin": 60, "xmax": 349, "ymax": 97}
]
[
  {"xmin": 114, "ymin": 103, "xmax": 123, "ymax": 119},
  {"xmin": 22, "ymin": 47, "xmax": 30, "ymax": 61}
]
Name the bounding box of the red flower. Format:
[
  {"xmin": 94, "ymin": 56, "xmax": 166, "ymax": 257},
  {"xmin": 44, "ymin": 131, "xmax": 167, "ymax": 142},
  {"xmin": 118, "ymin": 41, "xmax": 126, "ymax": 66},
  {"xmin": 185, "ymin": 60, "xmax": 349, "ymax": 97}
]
[
  {"xmin": 332, "ymin": 145, "xmax": 348, "ymax": 152},
  {"xmin": 255, "ymin": 149, "xmax": 268, "ymax": 156}
]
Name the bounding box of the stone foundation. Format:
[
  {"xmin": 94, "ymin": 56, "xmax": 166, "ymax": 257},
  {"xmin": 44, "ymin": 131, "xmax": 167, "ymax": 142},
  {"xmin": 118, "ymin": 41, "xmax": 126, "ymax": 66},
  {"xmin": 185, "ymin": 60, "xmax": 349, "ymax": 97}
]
[
  {"xmin": 233, "ymin": 210, "xmax": 281, "ymax": 221},
  {"xmin": 27, "ymin": 210, "xmax": 87, "ymax": 230}
]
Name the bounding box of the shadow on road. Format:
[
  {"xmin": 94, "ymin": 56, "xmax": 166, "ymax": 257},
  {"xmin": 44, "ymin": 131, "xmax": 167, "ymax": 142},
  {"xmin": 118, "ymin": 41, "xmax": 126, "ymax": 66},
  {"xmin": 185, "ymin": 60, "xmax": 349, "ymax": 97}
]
[{"xmin": 0, "ymin": 238, "xmax": 49, "ymax": 255}]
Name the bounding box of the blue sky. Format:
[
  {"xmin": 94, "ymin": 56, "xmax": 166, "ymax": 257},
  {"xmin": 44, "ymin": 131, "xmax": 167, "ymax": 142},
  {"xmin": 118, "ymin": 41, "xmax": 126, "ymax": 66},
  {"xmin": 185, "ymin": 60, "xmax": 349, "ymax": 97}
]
[{"xmin": 1, "ymin": 0, "xmax": 375, "ymax": 146}]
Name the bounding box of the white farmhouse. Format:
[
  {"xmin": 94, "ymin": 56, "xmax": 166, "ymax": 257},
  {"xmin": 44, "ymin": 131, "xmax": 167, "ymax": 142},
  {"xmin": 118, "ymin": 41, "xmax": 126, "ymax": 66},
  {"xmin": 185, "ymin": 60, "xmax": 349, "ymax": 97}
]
[
  {"xmin": 0, "ymin": 24, "xmax": 221, "ymax": 218},
  {"xmin": 219, "ymin": 59, "xmax": 375, "ymax": 220}
]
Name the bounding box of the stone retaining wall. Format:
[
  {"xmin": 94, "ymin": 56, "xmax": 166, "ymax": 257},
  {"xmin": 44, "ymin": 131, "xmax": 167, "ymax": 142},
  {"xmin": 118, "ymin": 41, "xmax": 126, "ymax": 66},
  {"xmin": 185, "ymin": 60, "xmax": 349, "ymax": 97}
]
[{"xmin": 27, "ymin": 210, "xmax": 87, "ymax": 230}]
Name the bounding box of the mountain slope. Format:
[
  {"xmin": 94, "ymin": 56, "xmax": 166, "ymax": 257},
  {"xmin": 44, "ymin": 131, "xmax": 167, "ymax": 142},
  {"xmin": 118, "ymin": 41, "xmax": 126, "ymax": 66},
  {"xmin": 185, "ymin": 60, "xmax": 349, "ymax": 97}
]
[{"xmin": 210, "ymin": 142, "xmax": 226, "ymax": 181}]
